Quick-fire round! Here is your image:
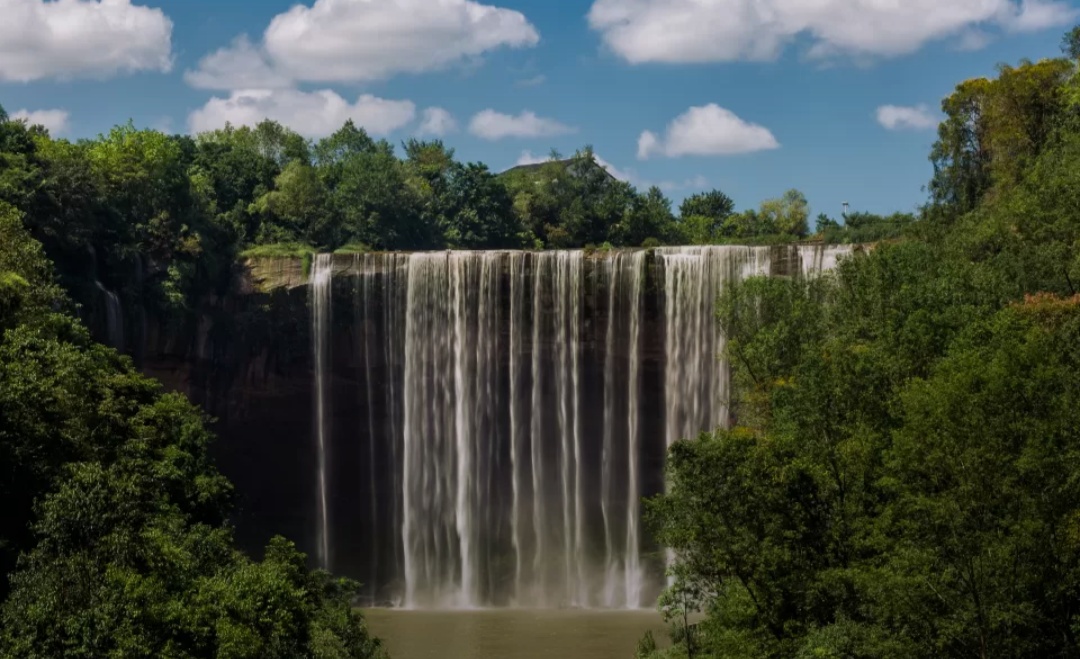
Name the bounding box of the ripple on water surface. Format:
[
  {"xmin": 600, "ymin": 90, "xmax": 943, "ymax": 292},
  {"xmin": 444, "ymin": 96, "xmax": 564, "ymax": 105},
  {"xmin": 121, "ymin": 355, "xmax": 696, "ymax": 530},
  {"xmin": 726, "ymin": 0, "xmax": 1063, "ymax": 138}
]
[{"xmin": 363, "ymin": 608, "xmax": 670, "ymax": 659}]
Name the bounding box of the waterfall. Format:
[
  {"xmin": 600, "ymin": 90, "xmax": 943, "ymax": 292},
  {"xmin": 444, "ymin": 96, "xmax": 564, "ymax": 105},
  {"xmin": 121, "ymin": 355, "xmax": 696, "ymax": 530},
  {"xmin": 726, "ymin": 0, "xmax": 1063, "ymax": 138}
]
[
  {"xmin": 600, "ymin": 250, "xmax": 649, "ymax": 607},
  {"xmin": 527, "ymin": 253, "xmax": 547, "ymax": 605},
  {"xmin": 95, "ymin": 281, "xmax": 124, "ymax": 350},
  {"xmin": 508, "ymin": 252, "xmax": 525, "ymax": 601},
  {"xmin": 654, "ymin": 244, "xmax": 850, "ymax": 583},
  {"xmin": 306, "ymin": 245, "xmax": 853, "ymax": 609},
  {"xmin": 798, "ymin": 243, "xmax": 852, "ymax": 276},
  {"xmin": 601, "ymin": 256, "xmax": 618, "ymax": 605},
  {"xmin": 623, "ymin": 250, "xmax": 646, "ymax": 608},
  {"xmin": 554, "ymin": 251, "xmax": 584, "ymax": 606},
  {"xmin": 311, "ymin": 254, "xmax": 333, "ymax": 570},
  {"xmin": 657, "ymin": 246, "xmax": 772, "ymax": 445},
  {"xmin": 382, "ymin": 253, "xmax": 409, "ymax": 602}
]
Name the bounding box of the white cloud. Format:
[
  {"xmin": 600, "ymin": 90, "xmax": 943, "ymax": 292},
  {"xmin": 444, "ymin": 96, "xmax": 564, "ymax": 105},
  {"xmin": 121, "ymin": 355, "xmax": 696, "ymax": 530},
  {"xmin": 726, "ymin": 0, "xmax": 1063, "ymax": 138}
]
[
  {"xmin": 876, "ymin": 104, "xmax": 938, "ymax": 131},
  {"xmin": 188, "ymin": 89, "xmax": 416, "ymax": 138},
  {"xmin": 0, "ymin": 0, "xmax": 172, "ymax": 82},
  {"xmin": 637, "ymin": 131, "xmax": 662, "ymax": 160},
  {"xmin": 10, "ymin": 108, "xmax": 69, "ymax": 134},
  {"xmin": 1004, "ymin": 0, "xmax": 1079, "ymax": 32},
  {"xmin": 587, "ymin": 0, "xmax": 1077, "ymax": 64},
  {"xmin": 183, "ymin": 35, "xmax": 290, "ymax": 90},
  {"xmin": 638, "ymin": 104, "xmax": 779, "ymax": 159},
  {"xmin": 417, "ymin": 107, "xmax": 458, "ymax": 136},
  {"xmin": 957, "ymin": 30, "xmax": 995, "ymax": 51},
  {"xmin": 186, "ymin": 0, "xmax": 538, "ymax": 87},
  {"xmin": 469, "ymin": 110, "xmax": 575, "ymax": 140}
]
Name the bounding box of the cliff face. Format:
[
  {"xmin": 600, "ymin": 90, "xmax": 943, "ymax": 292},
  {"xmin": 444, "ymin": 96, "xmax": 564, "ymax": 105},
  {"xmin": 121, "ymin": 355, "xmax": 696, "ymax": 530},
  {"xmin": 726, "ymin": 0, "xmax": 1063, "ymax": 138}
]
[{"xmin": 90, "ymin": 244, "xmax": 858, "ymax": 608}]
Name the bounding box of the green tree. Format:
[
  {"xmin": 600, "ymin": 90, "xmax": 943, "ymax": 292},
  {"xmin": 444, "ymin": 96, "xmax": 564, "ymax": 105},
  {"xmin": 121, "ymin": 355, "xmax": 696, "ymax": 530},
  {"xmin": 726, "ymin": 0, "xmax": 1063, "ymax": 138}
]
[
  {"xmin": 193, "ymin": 124, "xmax": 283, "ymax": 247},
  {"xmin": 86, "ymin": 122, "xmax": 198, "ymax": 263},
  {"xmin": 0, "ymin": 200, "xmax": 385, "ymax": 657},
  {"xmin": 622, "ymin": 185, "xmax": 676, "ymax": 247},
  {"xmin": 759, "ymin": 188, "xmax": 809, "ymax": 237},
  {"xmin": 930, "ymin": 77, "xmax": 994, "ymax": 215},
  {"xmin": 442, "ymin": 162, "xmax": 522, "ymax": 248},
  {"xmin": 677, "ymin": 189, "xmax": 736, "ymax": 244},
  {"xmin": 679, "ymin": 190, "xmax": 736, "ymax": 223},
  {"xmin": 1062, "ymin": 25, "xmax": 1080, "ymax": 60},
  {"xmin": 251, "ymin": 160, "xmax": 331, "ymax": 246},
  {"xmin": 930, "ymin": 57, "xmax": 1073, "ymax": 216},
  {"xmin": 878, "ymin": 296, "xmax": 1080, "ymax": 656}
]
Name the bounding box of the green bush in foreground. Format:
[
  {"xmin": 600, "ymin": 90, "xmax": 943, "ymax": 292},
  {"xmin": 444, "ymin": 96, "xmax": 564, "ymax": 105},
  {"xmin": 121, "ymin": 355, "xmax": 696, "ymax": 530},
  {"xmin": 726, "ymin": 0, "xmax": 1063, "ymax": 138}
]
[{"xmin": 0, "ymin": 192, "xmax": 385, "ymax": 657}]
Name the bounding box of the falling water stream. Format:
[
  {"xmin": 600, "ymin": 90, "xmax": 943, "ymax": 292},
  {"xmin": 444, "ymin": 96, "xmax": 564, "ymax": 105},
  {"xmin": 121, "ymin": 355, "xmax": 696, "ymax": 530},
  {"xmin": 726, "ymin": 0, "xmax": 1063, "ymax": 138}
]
[
  {"xmin": 311, "ymin": 254, "xmax": 333, "ymax": 570},
  {"xmin": 94, "ymin": 281, "xmax": 124, "ymax": 350},
  {"xmin": 308, "ymin": 245, "xmax": 851, "ymax": 609}
]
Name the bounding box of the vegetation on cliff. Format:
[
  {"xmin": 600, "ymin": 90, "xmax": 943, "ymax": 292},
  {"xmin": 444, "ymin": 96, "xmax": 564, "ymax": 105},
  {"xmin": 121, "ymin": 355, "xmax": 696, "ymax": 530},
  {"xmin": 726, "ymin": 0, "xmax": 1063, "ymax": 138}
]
[
  {"xmin": 0, "ymin": 101, "xmax": 902, "ymax": 339},
  {"xmin": 641, "ymin": 27, "xmax": 1080, "ymax": 658},
  {"xmin": 0, "ymin": 204, "xmax": 385, "ymax": 655}
]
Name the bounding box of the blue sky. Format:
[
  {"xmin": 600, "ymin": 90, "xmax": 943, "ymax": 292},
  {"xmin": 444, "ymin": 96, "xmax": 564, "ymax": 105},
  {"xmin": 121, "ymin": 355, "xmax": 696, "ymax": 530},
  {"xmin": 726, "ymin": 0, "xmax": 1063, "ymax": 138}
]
[{"xmin": 1, "ymin": 0, "xmax": 1077, "ymax": 216}]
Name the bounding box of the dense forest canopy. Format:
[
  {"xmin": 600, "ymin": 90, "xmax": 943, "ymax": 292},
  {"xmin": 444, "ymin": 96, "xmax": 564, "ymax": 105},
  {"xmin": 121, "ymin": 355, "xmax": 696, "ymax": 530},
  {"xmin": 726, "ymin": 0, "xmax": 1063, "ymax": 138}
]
[
  {"xmin": 0, "ymin": 106, "xmax": 906, "ymax": 332},
  {"xmin": 638, "ymin": 27, "xmax": 1080, "ymax": 659}
]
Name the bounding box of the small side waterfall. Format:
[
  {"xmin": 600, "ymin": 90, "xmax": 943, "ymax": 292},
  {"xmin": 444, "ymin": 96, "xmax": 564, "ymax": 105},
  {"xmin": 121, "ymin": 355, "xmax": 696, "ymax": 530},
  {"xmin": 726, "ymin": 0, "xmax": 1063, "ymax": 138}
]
[
  {"xmin": 657, "ymin": 246, "xmax": 772, "ymax": 444},
  {"xmin": 304, "ymin": 245, "xmax": 853, "ymax": 608},
  {"xmin": 311, "ymin": 254, "xmax": 333, "ymax": 570},
  {"xmin": 95, "ymin": 281, "xmax": 124, "ymax": 350},
  {"xmin": 797, "ymin": 244, "xmax": 852, "ymax": 275}
]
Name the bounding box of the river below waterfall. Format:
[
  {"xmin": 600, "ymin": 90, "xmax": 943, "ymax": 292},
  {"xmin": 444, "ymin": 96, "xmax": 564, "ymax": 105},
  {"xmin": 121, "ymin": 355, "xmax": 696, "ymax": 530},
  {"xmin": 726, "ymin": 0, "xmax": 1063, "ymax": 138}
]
[{"xmin": 363, "ymin": 608, "xmax": 670, "ymax": 659}]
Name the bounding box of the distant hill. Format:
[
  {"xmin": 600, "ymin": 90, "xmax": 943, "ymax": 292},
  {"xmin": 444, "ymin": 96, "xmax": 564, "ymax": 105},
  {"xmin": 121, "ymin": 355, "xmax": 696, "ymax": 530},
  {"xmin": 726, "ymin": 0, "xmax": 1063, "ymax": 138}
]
[{"xmin": 500, "ymin": 157, "xmax": 617, "ymax": 181}]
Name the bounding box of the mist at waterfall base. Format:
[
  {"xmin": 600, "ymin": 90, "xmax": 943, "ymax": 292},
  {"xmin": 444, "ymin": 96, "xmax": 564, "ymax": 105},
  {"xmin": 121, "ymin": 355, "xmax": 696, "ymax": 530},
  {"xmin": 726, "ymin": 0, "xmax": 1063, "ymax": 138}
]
[{"xmin": 306, "ymin": 245, "xmax": 850, "ymax": 610}]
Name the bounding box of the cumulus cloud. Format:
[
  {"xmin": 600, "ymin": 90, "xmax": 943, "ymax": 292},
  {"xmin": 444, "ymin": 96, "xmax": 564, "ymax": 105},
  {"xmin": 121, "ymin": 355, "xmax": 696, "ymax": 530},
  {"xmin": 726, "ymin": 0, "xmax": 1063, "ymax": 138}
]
[
  {"xmin": 417, "ymin": 107, "xmax": 458, "ymax": 136},
  {"xmin": 183, "ymin": 35, "xmax": 290, "ymax": 90},
  {"xmin": 1004, "ymin": 0, "xmax": 1079, "ymax": 31},
  {"xmin": 587, "ymin": 0, "xmax": 1077, "ymax": 64},
  {"xmin": 957, "ymin": 30, "xmax": 995, "ymax": 51},
  {"xmin": 10, "ymin": 108, "xmax": 70, "ymax": 134},
  {"xmin": 469, "ymin": 110, "xmax": 575, "ymax": 140},
  {"xmin": 188, "ymin": 89, "xmax": 416, "ymax": 138},
  {"xmin": 186, "ymin": 0, "xmax": 538, "ymax": 87},
  {"xmin": 876, "ymin": 104, "xmax": 939, "ymax": 131},
  {"xmin": 0, "ymin": 0, "xmax": 172, "ymax": 82},
  {"xmin": 638, "ymin": 104, "xmax": 779, "ymax": 159},
  {"xmin": 637, "ymin": 131, "xmax": 662, "ymax": 160}
]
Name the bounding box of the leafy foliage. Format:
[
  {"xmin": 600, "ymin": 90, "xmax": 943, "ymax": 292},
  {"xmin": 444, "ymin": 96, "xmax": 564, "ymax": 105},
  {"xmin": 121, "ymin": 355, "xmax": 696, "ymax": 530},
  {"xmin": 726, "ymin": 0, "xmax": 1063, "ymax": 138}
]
[
  {"xmin": 643, "ymin": 25, "xmax": 1080, "ymax": 658},
  {"xmin": 0, "ymin": 148, "xmax": 385, "ymax": 657},
  {"xmin": 0, "ymin": 105, "xmax": 866, "ymax": 345}
]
